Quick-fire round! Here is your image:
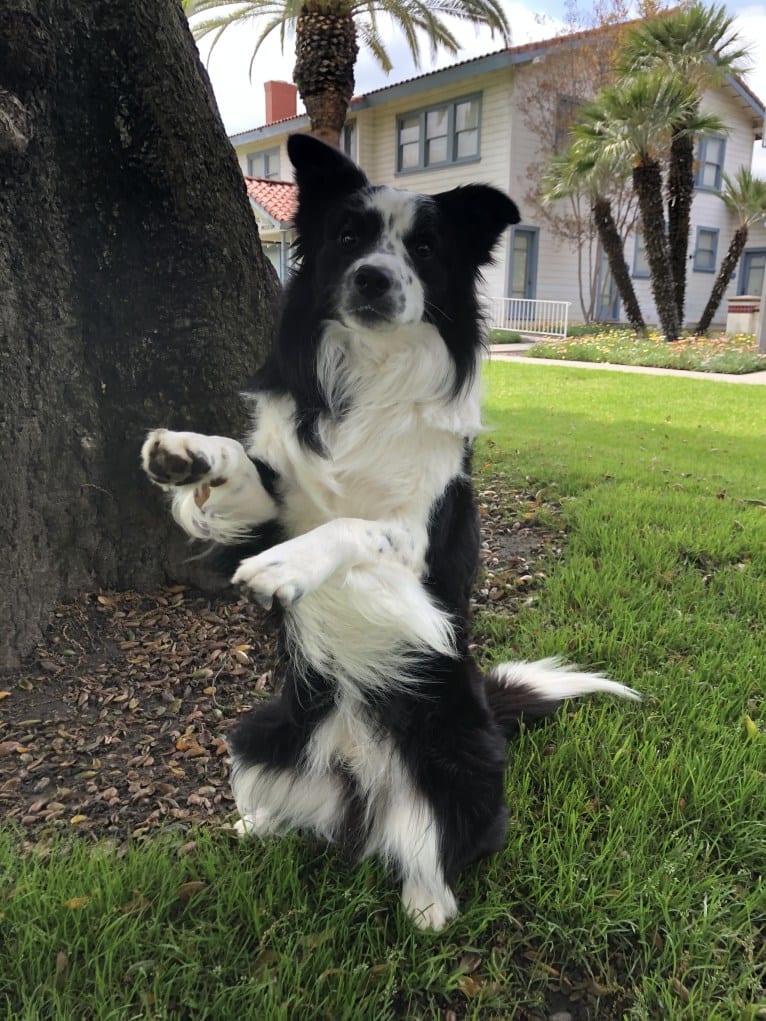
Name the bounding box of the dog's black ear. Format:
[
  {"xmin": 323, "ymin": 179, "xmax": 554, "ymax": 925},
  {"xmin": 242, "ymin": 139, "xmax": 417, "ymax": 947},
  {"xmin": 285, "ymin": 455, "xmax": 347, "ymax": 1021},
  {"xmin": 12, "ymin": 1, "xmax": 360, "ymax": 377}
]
[
  {"xmin": 288, "ymin": 133, "xmax": 368, "ymax": 200},
  {"xmin": 434, "ymin": 185, "xmax": 521, "ymax": 266}
]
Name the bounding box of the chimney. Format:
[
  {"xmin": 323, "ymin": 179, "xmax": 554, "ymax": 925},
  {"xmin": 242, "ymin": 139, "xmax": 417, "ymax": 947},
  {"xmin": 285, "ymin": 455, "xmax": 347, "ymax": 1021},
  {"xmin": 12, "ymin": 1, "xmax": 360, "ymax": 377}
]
[{"xmin": 265, "ymin": 81, "xmax": 298, "ymax": 124}]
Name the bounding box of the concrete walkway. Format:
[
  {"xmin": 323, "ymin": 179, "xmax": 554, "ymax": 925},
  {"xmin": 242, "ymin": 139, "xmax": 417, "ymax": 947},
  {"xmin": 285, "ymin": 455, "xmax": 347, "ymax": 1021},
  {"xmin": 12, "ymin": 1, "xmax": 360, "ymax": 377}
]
[{"xmin": 487, "ymin": 343, "xmax": 766, "ymax": 385}]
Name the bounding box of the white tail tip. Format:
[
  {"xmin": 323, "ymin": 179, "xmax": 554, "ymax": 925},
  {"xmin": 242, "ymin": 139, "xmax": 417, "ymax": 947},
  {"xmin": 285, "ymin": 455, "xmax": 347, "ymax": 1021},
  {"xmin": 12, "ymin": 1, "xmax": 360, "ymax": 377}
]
[{"xmin": 490, "ymin": 656, "xmax": 641, "ymax": 702}]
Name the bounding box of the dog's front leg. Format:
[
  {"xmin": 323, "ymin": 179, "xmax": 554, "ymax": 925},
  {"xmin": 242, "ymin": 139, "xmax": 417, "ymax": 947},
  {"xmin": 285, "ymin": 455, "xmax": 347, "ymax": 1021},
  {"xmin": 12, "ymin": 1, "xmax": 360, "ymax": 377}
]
[
  {"xmin": 231, "ymin": 517, "xmax": 422, "ymax": 609},
  {"xmin": 141, "ymin": 429, "xmax": 278, "ymax": 544}
]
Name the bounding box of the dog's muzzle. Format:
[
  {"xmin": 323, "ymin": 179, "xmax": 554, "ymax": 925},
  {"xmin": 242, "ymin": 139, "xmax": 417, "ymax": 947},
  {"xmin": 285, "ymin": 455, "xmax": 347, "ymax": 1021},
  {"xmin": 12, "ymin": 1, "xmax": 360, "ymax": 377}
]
[{"xmin": 343, "ymin": 263, "xmax": 403, "ymax": 328}]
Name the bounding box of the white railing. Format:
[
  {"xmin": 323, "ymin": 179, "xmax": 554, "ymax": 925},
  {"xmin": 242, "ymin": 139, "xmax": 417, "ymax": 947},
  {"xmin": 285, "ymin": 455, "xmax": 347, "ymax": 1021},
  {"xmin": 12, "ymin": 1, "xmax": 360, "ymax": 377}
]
[{"xmin": 487, "ymin": 297, "xmax": 570, "ymax": 339}]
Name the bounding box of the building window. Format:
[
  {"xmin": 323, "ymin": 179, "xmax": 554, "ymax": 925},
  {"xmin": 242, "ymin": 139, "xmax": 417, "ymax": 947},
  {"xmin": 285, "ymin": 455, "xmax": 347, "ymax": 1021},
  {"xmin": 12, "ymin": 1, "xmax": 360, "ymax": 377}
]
[
  {"xmin": 693, "ymin": 227, "xmax": 719, "ymax": 272},
  {"xmin": 341, "ymin": 120, "xmax": 357, "ymax": 161},
  {"xmin": 554, "ymin": 94, "xmax": 581, "ymax": 154},
  {"xmin": 247, "ymin": 147, "xmax": 281, "ymax": 180},
  {"xmin": 632, "ymin": 232, "xmax": 650, "ymax": 278},
  {"xmin": 396, "ymin": 95, "xmax": 481, "ymax": 173},
  {"xmin": 739, "ymin": 249, "xmax": 766, "ymax": 295},
  {"xmin": 695, "ymin": 135, "xmax": 726, "ymax": 191}
]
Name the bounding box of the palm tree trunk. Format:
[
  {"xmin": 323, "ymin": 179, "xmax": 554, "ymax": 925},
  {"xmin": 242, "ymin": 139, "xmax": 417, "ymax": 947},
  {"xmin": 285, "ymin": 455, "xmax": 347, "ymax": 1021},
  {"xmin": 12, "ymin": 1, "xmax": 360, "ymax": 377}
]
[
  {"xmin": 695, "ymin": 225, "xmax": 749, "ymax": 335},
  {"xmin": 593, "ymin": 196, "xmax": 646, "ymax": 333},
  {"xmin": 294, "ymin": 4, "xmax": 358, "ymax": 146},
  {"xmin": 667, "ymin": 129, "xmax": 694, "ymax": 326},
  {"xmin": 633, "ymin": 160, "xmax": 681, "ymax": 342}
]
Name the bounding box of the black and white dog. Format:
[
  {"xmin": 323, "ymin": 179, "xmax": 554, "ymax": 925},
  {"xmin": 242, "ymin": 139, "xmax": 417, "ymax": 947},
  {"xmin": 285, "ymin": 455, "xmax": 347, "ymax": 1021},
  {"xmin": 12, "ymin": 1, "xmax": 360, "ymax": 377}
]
[{"xmin": 141, "ymin": 134, "xmax": 638, "ymax": 930}]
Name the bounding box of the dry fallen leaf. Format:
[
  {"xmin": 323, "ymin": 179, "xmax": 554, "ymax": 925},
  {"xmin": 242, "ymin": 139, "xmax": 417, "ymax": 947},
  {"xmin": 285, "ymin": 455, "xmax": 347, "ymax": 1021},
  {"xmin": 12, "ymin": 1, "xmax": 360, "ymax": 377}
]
[
  {"xmin": 62, "ymin": 897, "xmax": 90, "ymax": 910},
  {"xmin": 176, "ymin": 881, "xmax": 207, "ymax": 902}
]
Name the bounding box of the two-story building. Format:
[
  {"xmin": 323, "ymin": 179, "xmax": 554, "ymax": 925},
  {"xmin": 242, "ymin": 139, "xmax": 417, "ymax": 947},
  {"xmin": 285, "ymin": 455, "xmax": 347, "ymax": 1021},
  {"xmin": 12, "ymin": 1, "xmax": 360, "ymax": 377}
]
[{"xmin": 231, "ymin": 26, "xmax": 766, "ymax": 330}]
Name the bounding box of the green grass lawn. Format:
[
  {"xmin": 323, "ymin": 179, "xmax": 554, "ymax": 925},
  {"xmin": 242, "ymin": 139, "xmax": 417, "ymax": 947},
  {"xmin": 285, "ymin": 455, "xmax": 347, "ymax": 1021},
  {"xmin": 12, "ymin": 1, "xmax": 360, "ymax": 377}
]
[
  {"xmin": 2, "ymin": 363, "xmax": 765, "ymax": 1020},
  {"xmin": 525, "ymin": 329, "xmax": 766, "ymax": 375}
]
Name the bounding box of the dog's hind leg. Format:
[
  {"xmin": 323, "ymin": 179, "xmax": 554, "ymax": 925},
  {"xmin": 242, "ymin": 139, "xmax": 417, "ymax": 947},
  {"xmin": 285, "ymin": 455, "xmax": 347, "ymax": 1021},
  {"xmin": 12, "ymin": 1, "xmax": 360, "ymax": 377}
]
[
  {"xmin": 141, "ymin": 429, "xmax": 278, "ymax": 544},
  {"xmin": 228, "ymin": 689, "xmax": 345, "ymax": 845}
]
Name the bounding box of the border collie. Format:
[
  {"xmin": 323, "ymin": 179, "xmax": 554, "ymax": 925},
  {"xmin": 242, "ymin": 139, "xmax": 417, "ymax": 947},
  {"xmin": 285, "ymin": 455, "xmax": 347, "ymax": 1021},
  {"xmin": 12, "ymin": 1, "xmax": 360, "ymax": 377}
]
[{"xmin": 141, "ymin": 134, "xmax": 639, "ymax": 930}]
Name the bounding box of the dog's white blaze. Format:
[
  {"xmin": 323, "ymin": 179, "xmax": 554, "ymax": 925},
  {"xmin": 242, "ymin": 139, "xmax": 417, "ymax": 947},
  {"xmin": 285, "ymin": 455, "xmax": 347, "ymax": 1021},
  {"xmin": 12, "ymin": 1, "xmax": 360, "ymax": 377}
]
[{"xmin": 490, "ymin": 657, "xmax": 642, "ymax": 702}]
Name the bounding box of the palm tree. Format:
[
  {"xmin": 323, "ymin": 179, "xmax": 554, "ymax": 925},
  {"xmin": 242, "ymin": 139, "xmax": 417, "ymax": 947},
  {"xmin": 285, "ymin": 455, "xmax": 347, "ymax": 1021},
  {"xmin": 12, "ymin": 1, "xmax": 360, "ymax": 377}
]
[
  {"xmin": 695, "ymin": 168, "xmax": 766, "ymax": 335},
  {"xmin": 574, "ymin": 72, "xmax": 720, "ymax": 342},
  {"xmin": 541, "ymin": 142, "xmax": 646, "ymax": 333},
  {"xmin": 619, "ymin": 3, "xmax": 751, "ymax": 325},
  {"xmin": 185, "ymin": 0, "xmax": 510, "ymax": 146}
]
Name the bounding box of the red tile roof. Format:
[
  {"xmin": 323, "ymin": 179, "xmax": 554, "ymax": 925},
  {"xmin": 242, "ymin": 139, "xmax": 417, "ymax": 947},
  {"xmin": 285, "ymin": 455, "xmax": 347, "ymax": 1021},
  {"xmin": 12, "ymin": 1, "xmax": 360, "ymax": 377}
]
[{"xmin": 245, "ymin": 177, "xmax": 297, "ymax": 226}]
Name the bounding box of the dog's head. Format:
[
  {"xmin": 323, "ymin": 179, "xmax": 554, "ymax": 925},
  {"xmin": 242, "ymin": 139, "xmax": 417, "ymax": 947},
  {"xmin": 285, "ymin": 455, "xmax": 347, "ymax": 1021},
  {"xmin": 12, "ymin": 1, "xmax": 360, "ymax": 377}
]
[{"xmin": 286, "ymin": 134, "xmax": 520, "ymax": 341}]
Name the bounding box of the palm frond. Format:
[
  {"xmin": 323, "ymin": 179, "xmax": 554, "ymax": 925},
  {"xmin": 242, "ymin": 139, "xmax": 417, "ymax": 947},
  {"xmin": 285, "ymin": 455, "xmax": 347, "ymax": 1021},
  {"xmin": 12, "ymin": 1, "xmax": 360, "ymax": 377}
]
[{"xmin": 619, "ymin": 2, "xmax": 752, "ymax": 85}]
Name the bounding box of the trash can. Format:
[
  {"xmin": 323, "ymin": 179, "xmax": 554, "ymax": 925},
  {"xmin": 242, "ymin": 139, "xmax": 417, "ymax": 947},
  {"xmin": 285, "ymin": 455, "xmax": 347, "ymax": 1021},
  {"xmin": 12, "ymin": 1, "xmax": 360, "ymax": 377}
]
[{"xmin": 725, "ymin": 295, "xmax": 760, "ymax": 335}]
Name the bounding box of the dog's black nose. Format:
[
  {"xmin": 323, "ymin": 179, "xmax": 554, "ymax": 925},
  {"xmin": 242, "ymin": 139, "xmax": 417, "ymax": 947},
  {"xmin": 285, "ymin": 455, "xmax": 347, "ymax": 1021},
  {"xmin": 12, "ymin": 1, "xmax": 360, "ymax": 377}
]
[{"xmin": 353, "ymin": 265, "xmax": 392, "ymax": 299}]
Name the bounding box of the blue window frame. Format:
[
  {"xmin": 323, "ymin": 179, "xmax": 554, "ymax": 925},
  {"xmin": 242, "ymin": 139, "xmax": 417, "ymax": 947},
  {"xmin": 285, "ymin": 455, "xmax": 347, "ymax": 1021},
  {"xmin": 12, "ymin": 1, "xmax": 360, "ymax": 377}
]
[
  {"xmin": 632, "ymin": 232, "xmax": 650, "ymax": 278},
  {"xmin": 693, "ymin": 227, "xmax": 719, "ymax": 273},
  {"xmin": 738, "ymin": 249, "xmax": 766, "ymax": 295},
  {"xmin": 396, "ymin": 95, "xmax": 481, "ymax": 174},
  {"xmin": 507, "ymin": 226, "xmax": 539, "ymax": 301},
  {"xmin": 695, "ymin": 135, "xmax": 726, "ymax": 191}
]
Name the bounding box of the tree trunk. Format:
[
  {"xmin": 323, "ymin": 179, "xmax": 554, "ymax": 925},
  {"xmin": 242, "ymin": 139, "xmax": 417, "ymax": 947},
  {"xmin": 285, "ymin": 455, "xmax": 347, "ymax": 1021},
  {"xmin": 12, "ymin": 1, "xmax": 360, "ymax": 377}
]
[
  {"xmin": 294, "ymin": 4, "xmax": 358, "ymax": 146},
  {"xmin": 667, "ymin": 129, "xmax": 694, "ymax": 326},
  {"xmin": 633, "ymin": 160, "xmax": 681, "ymax": 342},
  {"xmin": 695, "ymin": 225, "xmax": 749, "ymax": 335},
  {"xmin": 593, "ymin": 196, "xmax": 646, "ymax": 334},
  {"xmin": 0, "ymin": 0, "xmax": 279, "ymax": 668}
]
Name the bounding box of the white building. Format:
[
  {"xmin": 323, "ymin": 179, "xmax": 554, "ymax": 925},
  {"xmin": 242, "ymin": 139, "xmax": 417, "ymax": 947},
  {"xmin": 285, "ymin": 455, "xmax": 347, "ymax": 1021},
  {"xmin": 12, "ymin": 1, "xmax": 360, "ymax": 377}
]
[{"xmin": 230, "ymin": 26, "xmax": 766, "ymax": 330}]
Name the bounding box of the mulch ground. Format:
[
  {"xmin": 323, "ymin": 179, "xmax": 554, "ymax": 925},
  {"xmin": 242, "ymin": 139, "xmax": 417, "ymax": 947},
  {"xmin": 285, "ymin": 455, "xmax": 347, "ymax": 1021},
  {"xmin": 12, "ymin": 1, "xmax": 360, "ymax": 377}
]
[{"xmin": 1, "ymin": 481, "xmax": 561, "ymax": 846}]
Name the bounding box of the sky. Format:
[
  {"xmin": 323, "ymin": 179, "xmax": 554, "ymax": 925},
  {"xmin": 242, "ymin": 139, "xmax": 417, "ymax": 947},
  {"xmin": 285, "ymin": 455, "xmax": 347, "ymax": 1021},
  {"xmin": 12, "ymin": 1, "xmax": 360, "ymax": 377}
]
[{"xmin": 193, "ymin": 1, "xmax": 766, "ymax": 175}]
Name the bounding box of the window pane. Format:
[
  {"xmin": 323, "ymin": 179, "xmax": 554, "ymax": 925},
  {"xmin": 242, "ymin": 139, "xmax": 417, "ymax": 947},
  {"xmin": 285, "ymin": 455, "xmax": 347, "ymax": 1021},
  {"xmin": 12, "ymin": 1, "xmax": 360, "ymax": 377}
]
[
  {"xmin": 456, "ymin": 128, "xmax": 478, "ymax": 159},
  {"xmin": 696, "ymin": 230, "xmax": 716, "ymax": 269},
  {"xmin": 512, "ymin": 234, "xmax": 529, "ymax": 298},
  {"xmin": 455, "ymin": 100, "xmax": 478, "ymax": 132},
  {"xmin": 426, "ymin": 136, "xmax": 448, "ymax": 164},
  {"xmin": 265, "ymin": 152, "xmax": 280, "ymax": 179},
  {"xmin": 399, "ymin": 140, "xmax": 419, "ymax": 169},
  {"xmin": 426, "ymin": 108, "xmax": 448, "ymax": 139},
  {"xmin": 701, "ymin": 163, "xmax": 719, "ymax": 188},
  {"xmin": 399, "ymin": 117, "xmax": 420, "ymax": 145},
  {"xmin": 745, "ymin": 253, "xmax": 765, "ymax": 294}
]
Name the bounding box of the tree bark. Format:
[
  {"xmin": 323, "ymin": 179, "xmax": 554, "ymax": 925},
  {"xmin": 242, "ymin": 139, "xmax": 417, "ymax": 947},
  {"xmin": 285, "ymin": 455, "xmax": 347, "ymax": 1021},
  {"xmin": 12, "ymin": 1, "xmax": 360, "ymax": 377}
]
[
  {"xmin": 593, "ymin": 196, "xmax": 646, "ymax": 334},
  {"xmin": 294, "ymin": 4, "xmax": 358, "ymax": 147},
  {"xmin": 667, "ymin": 129, "xmax": 695, "ymax": 327},
  {"xmin": 633, "ymin": 160, "xmax": 681, "ymax": 342},
  {"xmin": 695, "ymin": 225, "xmax": 749, "ymax": 335},
  {"xmin": 0, "ymin": 0, "xmax": 279, "ymax": 668}
]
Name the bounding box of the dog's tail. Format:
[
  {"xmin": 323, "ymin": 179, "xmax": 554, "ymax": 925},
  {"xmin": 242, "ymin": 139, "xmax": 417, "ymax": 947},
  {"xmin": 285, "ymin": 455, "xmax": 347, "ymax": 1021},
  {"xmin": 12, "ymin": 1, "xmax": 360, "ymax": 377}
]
[{"xmin": 485, "ymin": 656, "xmax": 640, "ymax": 738}]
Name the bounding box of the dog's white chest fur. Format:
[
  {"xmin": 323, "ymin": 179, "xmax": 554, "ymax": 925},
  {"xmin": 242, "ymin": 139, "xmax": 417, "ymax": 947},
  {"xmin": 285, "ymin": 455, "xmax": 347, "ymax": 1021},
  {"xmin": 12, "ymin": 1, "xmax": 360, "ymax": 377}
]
[{"xmin": 248, "ymin": 323, "xmax": 481, "ymax": 538}]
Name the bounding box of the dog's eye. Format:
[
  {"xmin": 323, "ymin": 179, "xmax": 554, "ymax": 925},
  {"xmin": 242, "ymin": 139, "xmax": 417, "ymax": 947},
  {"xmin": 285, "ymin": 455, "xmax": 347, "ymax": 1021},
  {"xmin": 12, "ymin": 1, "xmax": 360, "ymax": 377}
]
[
  {"xmin": 339, "ymin": 229, "xmax": 358, "ymax": 249},
  {"xmin": 413, "ymin": 239, "xmax": 433, "ymax": 260}
]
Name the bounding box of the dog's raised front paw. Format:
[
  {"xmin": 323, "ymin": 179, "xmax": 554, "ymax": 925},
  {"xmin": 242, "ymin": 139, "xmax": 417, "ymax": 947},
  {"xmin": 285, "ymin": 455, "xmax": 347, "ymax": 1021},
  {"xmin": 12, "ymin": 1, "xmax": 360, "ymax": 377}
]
[
  {"xmin": 141, "ymin": 429, "xmax": 218, "ymax": 487},
  {"xmin": 232, "ymin": 551, "xmax": 308, "ymax": 610},
  {"xmin": 232, "ymin": 533, "xmax": 339, "ymax": 610}
]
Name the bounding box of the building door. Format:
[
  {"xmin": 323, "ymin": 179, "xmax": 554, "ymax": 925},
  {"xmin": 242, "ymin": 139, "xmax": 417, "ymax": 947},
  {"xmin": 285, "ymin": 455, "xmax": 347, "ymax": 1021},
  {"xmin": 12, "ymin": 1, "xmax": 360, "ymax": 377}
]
[
  {"xmin": 509, "ymin": 227, "xmax": 538, "ymax": 300},
  {"xmin": 596, "ymin": 250, "xmax": 621, "ymax": 321},
  {"xmin": 739, "ymin": 249, "xmax": 766, "ymax": 296}
]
